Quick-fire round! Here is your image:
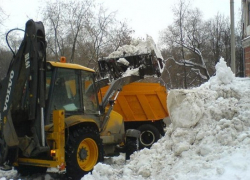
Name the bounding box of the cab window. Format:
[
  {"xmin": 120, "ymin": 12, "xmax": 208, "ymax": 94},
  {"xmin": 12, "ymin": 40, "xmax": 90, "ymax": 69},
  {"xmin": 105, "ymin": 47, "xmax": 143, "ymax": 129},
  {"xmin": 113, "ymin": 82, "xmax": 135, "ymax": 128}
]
[
  {"xmin": 51, "ymin": 68, "xmax": 81, "ymax": 112},
  {"xmin": 81, "ymin": 71, "xmax": 99, "ymax": 114}
]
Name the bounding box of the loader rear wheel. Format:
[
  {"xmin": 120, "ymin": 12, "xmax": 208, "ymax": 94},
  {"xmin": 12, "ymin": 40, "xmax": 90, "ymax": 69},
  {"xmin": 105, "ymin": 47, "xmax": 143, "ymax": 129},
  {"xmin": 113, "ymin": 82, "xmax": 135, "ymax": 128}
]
[
  {"xmin": 65, "ymin": 126, "xmax": 103, "ymax": 180},
  {"xmin": 138, "ymin": 124, "xmax": 160, "ymax": 149}
]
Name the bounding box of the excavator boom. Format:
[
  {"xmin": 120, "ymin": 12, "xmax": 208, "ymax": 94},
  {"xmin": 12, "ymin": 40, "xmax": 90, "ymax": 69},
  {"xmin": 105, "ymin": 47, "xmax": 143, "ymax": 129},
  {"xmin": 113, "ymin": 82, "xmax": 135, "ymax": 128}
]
[{"xmin": 0, "ymin": 20, "xmax": 47, "ymax": 165}]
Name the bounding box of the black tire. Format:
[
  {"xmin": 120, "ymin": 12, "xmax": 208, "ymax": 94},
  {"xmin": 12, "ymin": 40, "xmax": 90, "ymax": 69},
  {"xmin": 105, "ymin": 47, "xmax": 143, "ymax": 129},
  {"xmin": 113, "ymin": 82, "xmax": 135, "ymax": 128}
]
[
  {"xmin": 0, "ymin": 139, "xmax": 8, "ymax": 165},
  {"xmin": 15, "ymin": 165, "xmax": 47, "ymax": 176},
  {"xmin": 65, "ymin": 126, "xmax": 103, "ymax": 180},
  {"xmin": 138, "ymin": 124, "xmax": 160, "ymax": 149},
  {"xmin": 125, "ymin": 137, "xmax": 139, "ymax": 160}
]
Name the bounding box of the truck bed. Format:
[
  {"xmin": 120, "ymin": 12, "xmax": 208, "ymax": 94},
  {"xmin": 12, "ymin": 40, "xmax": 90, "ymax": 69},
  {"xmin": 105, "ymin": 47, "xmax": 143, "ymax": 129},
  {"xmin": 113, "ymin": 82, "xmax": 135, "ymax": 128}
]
[{"xmin": 99, "ymin": 82, "xmax": 169, "ymax": 122}]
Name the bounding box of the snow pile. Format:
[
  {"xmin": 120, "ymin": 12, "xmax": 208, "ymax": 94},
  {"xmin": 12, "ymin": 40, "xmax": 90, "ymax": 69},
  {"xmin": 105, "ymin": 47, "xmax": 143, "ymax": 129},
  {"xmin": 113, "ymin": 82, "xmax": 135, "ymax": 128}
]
[
  {"xmin": 209, "ymin": 58, "xmax": 235, "ymax": 85},
  {"xmin": 122, "ymin": 68, "xmax": 140, "ymax": 77},
  {"xmin": 108, "ymin": 35, "xmax": 164, "ymax": 74},
  {"xmin": 108, "ymin": 35, "xmax": 163, "ymax": 61},
  {"xmin": 117, "ymin": 57, "xmax": 140, "ymax": 77},
  {"xmin": 101, "ymin": 35, "xmax": 165, "ymax": 79},
  {"xmin": 82, "ymin": 58, "xmax": 250, "ymax": 180}
]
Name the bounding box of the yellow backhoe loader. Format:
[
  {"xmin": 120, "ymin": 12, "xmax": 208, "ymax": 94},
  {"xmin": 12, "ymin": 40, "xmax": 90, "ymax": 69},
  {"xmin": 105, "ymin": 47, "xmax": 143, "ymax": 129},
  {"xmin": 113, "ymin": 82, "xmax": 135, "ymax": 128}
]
[{"xmin": 0, "ymin": 20, "xmax": 163, "ymax": 179}]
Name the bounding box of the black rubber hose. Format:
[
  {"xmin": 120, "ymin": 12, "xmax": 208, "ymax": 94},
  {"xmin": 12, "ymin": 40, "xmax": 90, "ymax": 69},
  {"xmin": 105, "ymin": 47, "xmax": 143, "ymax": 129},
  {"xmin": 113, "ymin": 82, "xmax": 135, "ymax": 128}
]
[{"xmin": 5, "ymin": 28, "xmax": 25, "ymax": 57}]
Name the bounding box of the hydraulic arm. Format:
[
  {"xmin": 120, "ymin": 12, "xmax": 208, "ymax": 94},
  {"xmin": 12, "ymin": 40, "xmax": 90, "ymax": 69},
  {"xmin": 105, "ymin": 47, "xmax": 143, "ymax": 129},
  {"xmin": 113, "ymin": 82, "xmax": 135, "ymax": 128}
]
[{"xmin": 0, "ymin": 19, "xmax": 47, "ymax": 165}]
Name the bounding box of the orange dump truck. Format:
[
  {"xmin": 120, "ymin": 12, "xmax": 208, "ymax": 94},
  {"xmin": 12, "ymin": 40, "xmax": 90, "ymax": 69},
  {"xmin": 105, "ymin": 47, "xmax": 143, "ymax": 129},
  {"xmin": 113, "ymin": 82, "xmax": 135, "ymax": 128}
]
[{"xmin": 100, "ymin": 81, "xmax": 169, "ymax": 149}]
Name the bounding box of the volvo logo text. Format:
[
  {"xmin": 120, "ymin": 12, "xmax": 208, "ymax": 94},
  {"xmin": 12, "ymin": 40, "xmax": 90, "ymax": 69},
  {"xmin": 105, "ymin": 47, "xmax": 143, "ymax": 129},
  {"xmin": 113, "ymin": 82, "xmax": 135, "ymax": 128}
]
[{"xmin": 3, "ymin": 70, "xmax": 14, "ymax": 111}]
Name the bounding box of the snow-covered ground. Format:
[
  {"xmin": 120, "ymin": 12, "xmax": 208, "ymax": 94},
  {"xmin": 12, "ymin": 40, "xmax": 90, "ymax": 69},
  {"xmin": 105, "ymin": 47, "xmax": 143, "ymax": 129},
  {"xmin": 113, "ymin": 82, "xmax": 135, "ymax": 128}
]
[{"xmin": 1, "ymin": 58, "xmax": 250, "ymax": 180}]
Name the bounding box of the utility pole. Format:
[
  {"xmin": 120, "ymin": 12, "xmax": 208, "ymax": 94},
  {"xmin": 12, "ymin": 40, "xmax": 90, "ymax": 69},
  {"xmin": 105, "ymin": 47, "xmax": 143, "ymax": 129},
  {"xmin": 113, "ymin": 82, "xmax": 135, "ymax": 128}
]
[{"xmin": 230, "ymin": 0, "xmax": 236, "ymax": 74}]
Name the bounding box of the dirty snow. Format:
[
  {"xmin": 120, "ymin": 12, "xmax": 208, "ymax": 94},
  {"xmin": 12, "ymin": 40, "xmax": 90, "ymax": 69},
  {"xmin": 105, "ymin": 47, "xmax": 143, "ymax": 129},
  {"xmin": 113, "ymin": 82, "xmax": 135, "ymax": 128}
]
[
  {"xmin": 122, "ymin": 67, "xmax": 140, "ymax": 77},
  {"xmin": 1, "ymin": 58, "xmax": 250, "ymax": 180},
  {"xmin": 108, "ymin": 35, "xmax": 163, "ymax": 60},
  {"xmin": 117, "ymin": 58, "xmax": 130, "ymax": 66},
  {"xmin": 108, "ymin": 35, "xmax": 165, "ymax": 73},
  {"xmin": 81, "ymin": 57, "xmax": 250, "ymax": 180}
]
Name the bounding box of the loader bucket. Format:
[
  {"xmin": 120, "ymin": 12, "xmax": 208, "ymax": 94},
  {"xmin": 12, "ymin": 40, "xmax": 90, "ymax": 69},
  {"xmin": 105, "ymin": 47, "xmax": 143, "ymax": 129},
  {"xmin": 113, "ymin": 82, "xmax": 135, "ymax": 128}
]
[{"xmin": 98, "ymin": 51, "xmax": 163, "ymax": 80}]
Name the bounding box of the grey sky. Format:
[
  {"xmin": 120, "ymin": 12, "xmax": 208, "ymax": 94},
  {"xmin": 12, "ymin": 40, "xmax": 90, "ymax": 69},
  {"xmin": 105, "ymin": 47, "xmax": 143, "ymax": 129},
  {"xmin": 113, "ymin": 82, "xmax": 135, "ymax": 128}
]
[{"xmin": 1, "ymin": 0, "xmax": 241, "ymax": 43}]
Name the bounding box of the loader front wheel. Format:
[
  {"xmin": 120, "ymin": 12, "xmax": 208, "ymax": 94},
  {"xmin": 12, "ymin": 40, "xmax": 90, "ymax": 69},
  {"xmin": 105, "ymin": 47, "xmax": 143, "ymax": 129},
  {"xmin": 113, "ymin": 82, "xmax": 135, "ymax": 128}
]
[
  {"xmin": 138, "ymin": 124, "xmax": 160, "ymax": 149},
  {"xmin": 125, "ymin": 137, "xmax": 139, "ymax": 160},
  {"xmin": 65, "ymin": 126, "xmax": 103, "ymax": 179}
]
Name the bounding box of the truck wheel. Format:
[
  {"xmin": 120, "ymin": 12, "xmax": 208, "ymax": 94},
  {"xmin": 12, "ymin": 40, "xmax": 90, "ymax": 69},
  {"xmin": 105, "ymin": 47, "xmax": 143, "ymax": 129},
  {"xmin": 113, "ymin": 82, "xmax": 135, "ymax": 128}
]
[
  {"xmin": 138, "ymin": 124, "xmax": 160, "ymax": 149},
  {"xmin": 65, "ymin": 126, "xmax": 103, "ymax": 180},
  {"xmin": 15, "ymin": 165, "xmax": 47, "ymax": 176}
]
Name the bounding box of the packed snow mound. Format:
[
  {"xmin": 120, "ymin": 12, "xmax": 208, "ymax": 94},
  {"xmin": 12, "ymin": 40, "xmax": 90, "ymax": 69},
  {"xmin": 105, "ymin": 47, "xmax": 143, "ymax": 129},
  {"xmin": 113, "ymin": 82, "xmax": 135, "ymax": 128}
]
[
  {"xmin": 208, "ymin": 57, "xmax": 235, "ymax": 85},
  {"xmin": 167, "ymin": 89, "xmax": 209, "ymax": 129},
  {"xmin": 82, "ymin": 58, "xmax": 250, "ymax": 180}
]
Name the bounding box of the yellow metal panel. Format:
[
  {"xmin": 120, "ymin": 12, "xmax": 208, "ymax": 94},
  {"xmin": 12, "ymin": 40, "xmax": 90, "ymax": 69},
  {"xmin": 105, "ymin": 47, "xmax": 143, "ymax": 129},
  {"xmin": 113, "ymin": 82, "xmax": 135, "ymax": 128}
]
[
  {"xmin": 99, "ymin": 82, "xmax": 169, "ymax": 122},
  {"xmin": 100, "ymin": 111, "xmax": 124, "ymax": 136},
  {"xmin": 136, "ymin": 94, "xmax": 155, "ymax": 120},
  {"xmin": 52, "ymin": 110, "xmax": 65, "ymax": 164},
  {"xmin": 101, "ymin": 135, "xmax": 115, "ymax": 144},
  {"xmin": 156, "ymin": 91, "xmax": 169, "ymax": 117},
  {"xmin": 18, "ymin": 112, "xmax": 100, "ymax": 170},
  {"xmin": 115, "ymin": 96, "xmax": 135, "ymax": 120},
  {"xmin": 65, "ymin": 115, "xmax": 99, "ymax": 128},
  {"xmin": 17, "ymin": 158, "xmax": 61, "ymax": 168},
  {"xmin": 45, "ymin": 115, "xmax": 99, "ymax": 132},
  {"xmin": 17, "ymin": 110, "xmax": 66, "ymax": 170},
  {"xmin": 123, "ymin": 95, "xmax": 147, "ymax": 119}
]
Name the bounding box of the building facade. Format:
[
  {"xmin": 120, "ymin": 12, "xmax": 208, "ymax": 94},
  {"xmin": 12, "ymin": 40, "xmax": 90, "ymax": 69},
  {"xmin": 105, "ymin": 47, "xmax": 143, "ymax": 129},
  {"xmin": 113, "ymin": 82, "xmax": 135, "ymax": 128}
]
[{"xmin": 242, "ymin": 0, "xmax": 250, "ymax": 76}]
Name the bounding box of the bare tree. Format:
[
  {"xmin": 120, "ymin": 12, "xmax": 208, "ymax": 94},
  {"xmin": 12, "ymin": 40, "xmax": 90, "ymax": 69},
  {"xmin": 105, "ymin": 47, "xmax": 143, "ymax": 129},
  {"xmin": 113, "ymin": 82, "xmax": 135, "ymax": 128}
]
[
  {"xmin": 0, "ymin": 5, "xmax": 9, "ymax": 46},
  {"xmin": 160, "ymin": 0, "xmax": 210, "ymax": 88},
  {"xmin": 183, "ymin": 8, "xmax": 210, "ymax": 79},
  {"xmin": 64, "ymin": 0, "xmax": 93, "ymax": 62},
  {"xmin": 108, "ymin": 21, "xmax": 133, "ymax": 52},
  {"xmin": 76, "ymin": 5, "xmax": 133, "ymax": 69},
  {"xmin": 0, "ymin": 5, "xmax": 8, "ymax": 26},
  {"xmin": 43, "ymin": 0, "xmax": 133, "ymax": 68},
  {"xmin": 83, "ymin": 6, "xmax": 116, "ymax": 67},
  {"xmin": 0, "ymin": 48, "xmax": 12, "ymax": 79},
  {"xmin": 43, "ymin": 0, "xmax": 65, "ymax": 61},
  {"xmin": 206, "ymin": 13, "xmax": 231, "ymax": 65},
  {"xmin": 43, "ymin": 0, "xmax": 94, "ymax": 62},
  {"xmin": 235, "ymin": 8, "xmax": 244, "ymax": 77},
  {"xmin": 173, "ymin": 0, "xmax": 189, "ymax": 88}
]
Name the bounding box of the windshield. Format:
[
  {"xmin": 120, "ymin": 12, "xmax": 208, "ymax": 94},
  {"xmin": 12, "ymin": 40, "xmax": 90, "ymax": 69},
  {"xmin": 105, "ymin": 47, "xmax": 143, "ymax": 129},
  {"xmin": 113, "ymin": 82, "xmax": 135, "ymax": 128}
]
[
  {"xmin": 82, "ymin": 71, "xmax": 99, "ymax": 114},
  {"xmin": 46, "ymin": 66, "xmax": 99, "ymax": 116},
  {"xmin": 50, "ymin": 68, "xmax": 81, "ymax": 112}
]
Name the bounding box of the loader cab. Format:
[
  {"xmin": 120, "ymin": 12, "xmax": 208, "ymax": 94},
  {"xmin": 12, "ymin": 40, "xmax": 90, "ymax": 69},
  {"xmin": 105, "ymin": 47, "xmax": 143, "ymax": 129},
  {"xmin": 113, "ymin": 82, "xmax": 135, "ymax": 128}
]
[{"xmin": 45, "ymin": 61, "xmax": 100, "ymax": 123}]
